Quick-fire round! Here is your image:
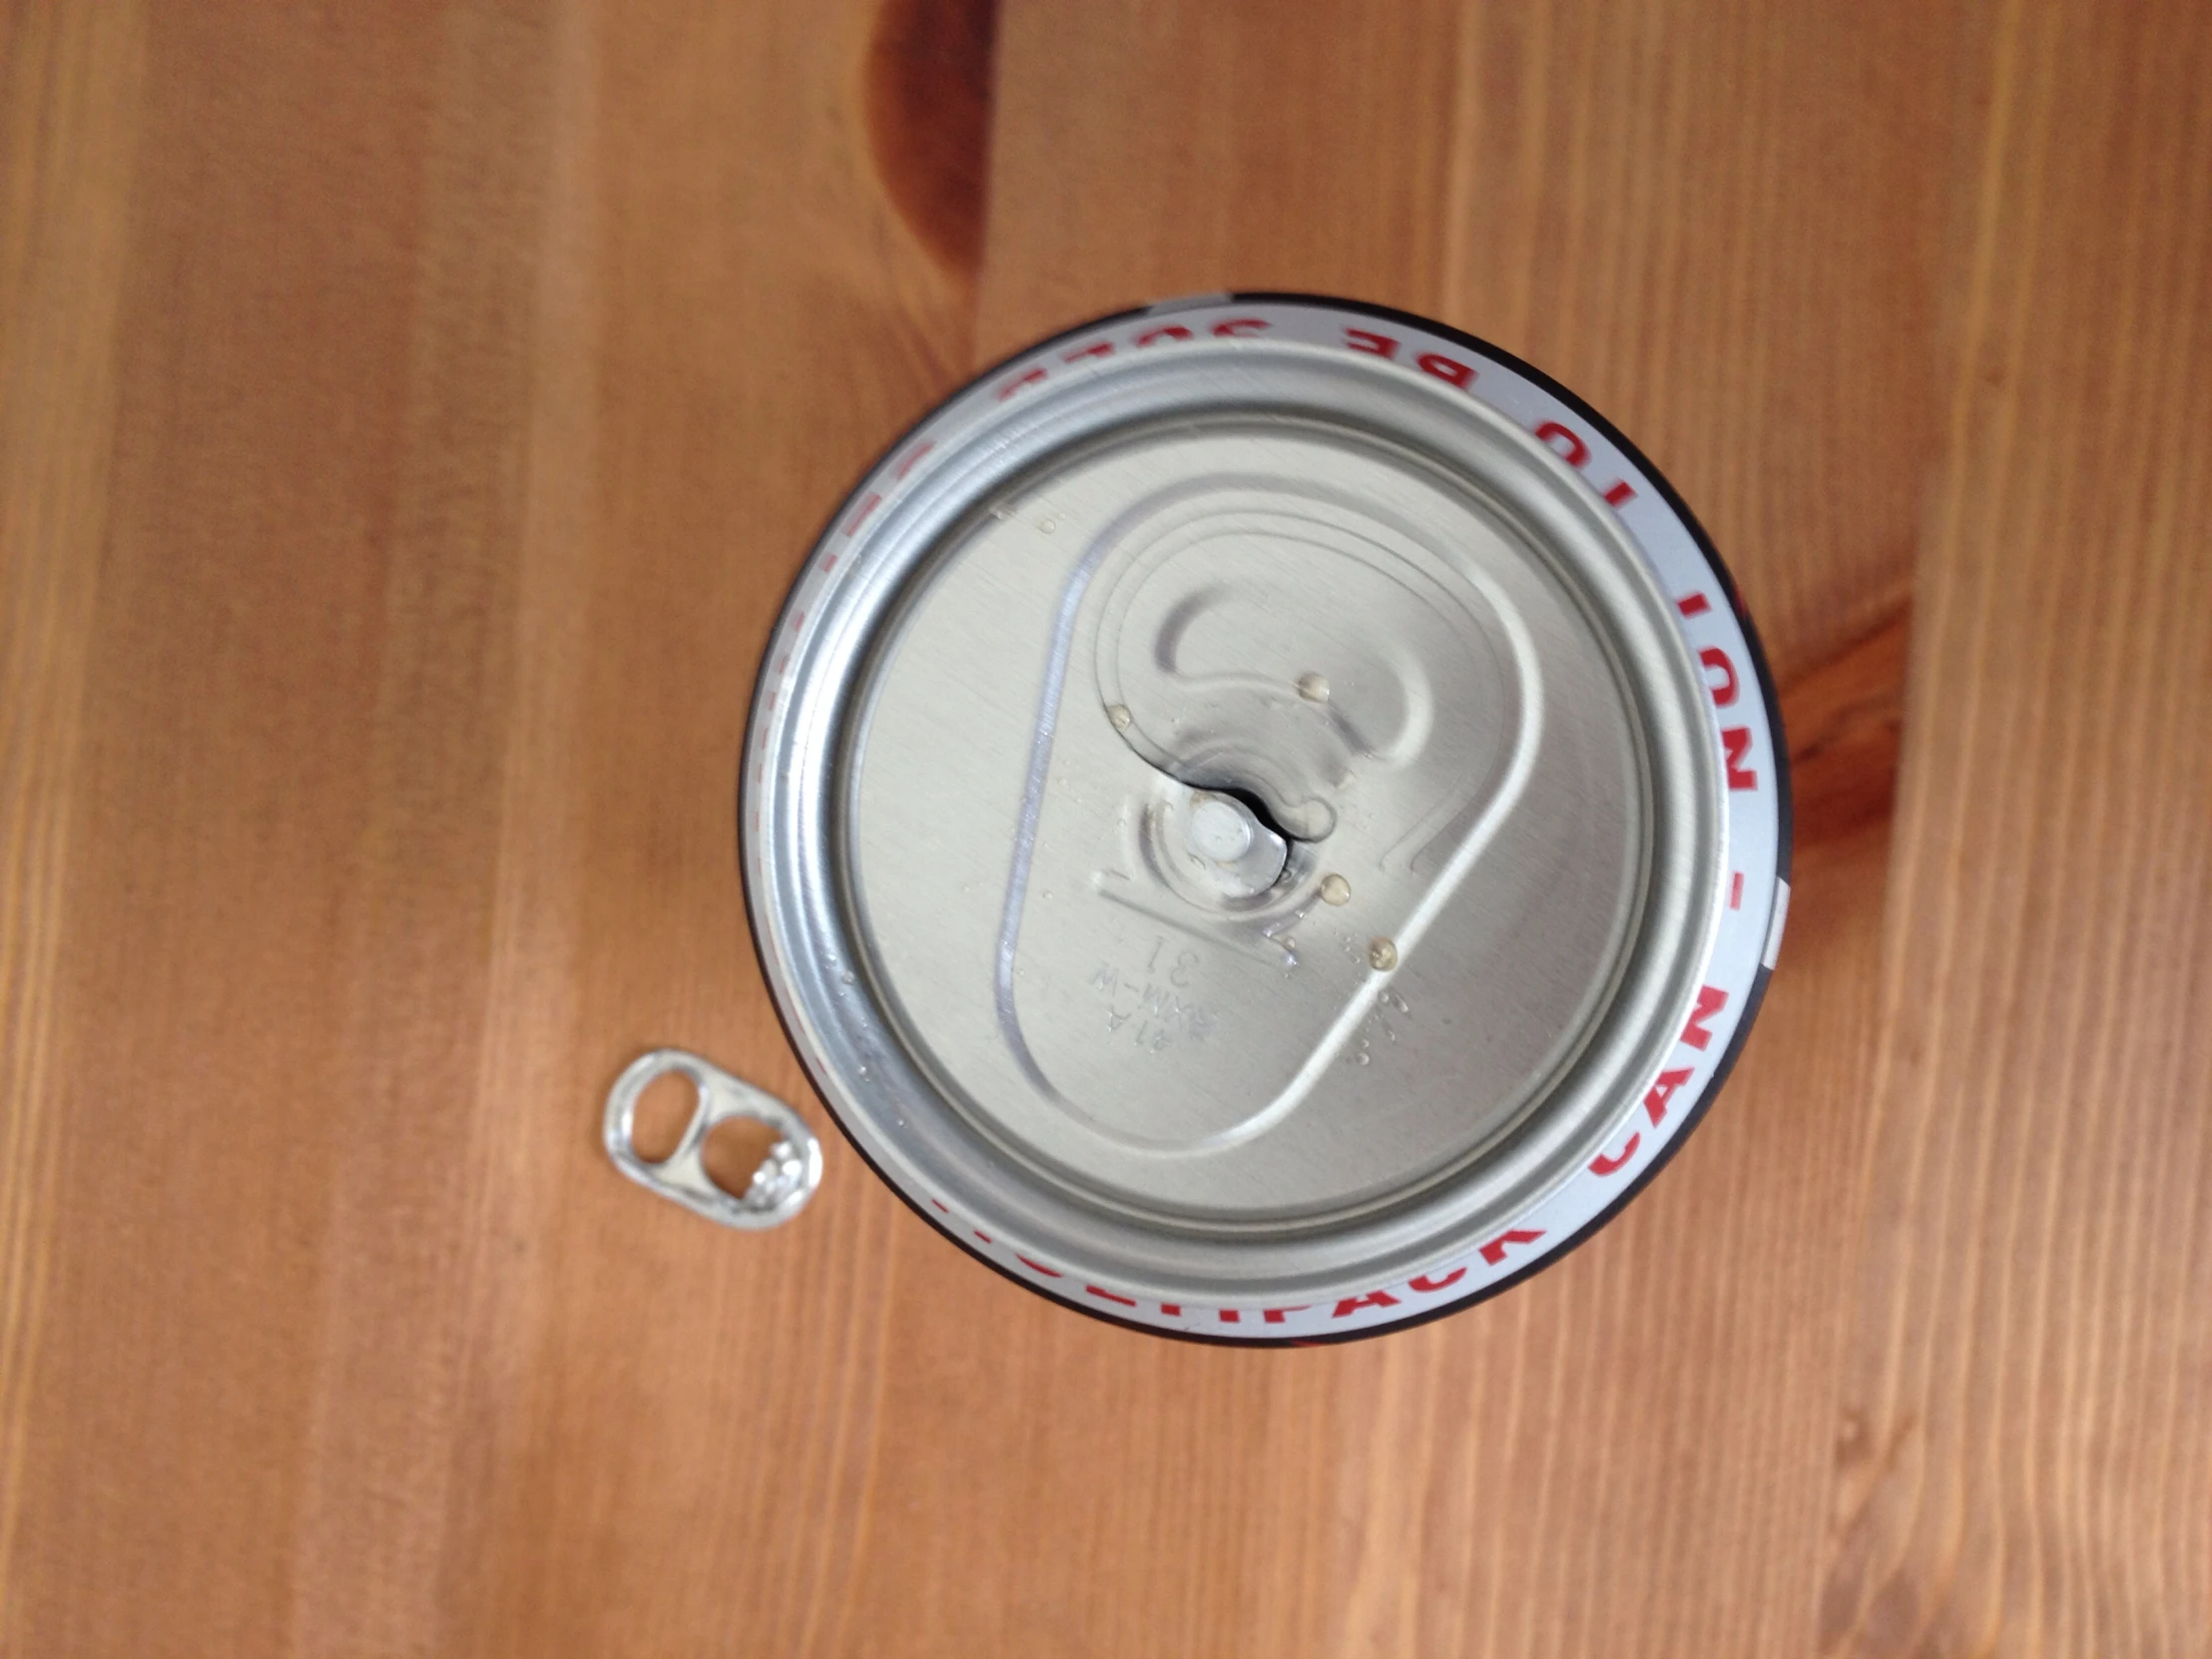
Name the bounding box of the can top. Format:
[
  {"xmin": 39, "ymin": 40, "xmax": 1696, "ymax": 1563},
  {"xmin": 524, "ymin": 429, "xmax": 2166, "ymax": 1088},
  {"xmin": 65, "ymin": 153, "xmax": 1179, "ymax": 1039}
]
[{"xmin": 747, "ymin": 297, "xmax": 1783, "ymax": 1326}]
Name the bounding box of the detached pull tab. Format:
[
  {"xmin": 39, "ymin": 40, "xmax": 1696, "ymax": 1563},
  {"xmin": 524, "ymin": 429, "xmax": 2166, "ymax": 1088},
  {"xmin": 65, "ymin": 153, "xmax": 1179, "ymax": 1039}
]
[{"xmin": 603, "ymin": 1048, "xmax": 823, "ymax": 1229}]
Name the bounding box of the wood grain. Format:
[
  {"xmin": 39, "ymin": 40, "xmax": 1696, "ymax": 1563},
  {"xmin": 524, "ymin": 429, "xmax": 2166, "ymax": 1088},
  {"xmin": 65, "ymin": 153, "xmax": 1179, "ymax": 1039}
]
[
  {"xmin": 1817, "ymin": 1, "xmax": 2212, "ymax": 1649},
  {"xmin": 3, "ymin": 0, "xmax": 969, "ymax": 1651},
  {"xmin": 1, "ymin": 0, "xmax": 147, "ymax": 1616},
  {"xmin": 2, "ymin": 0, "xmax": 2207, "ymax": 1653}
]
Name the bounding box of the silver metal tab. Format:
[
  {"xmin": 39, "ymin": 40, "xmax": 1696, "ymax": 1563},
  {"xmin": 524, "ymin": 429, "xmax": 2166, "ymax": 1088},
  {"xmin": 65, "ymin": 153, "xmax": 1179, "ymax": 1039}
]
[{"xmin": 603, "ymin": 1048, "xmax": 823, "ymax": 1229}]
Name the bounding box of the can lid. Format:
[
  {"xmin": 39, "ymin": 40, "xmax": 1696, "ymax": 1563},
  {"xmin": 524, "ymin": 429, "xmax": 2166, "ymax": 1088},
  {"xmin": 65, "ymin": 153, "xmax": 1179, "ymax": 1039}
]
[{"xmin": 748, "ymin": 297, "xmax": 1784, "ymax": 1330}]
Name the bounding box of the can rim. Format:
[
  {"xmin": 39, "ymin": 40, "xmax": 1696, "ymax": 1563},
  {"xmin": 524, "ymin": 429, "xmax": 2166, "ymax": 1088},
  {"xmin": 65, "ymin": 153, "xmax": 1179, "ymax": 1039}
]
[{"xmin": 739, "ymin": 292, "xmax": 1792, "ymax": 1346}]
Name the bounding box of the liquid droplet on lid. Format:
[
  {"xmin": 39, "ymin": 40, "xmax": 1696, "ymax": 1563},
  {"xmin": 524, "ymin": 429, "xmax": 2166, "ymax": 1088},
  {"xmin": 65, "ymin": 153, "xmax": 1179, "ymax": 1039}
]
[
  {"xmin": 1319, "ymin": 873, "xmax": 1351, "ymax": 905},
  {"xmin": 1367, "ymin": 936, "xmax": 1398, "ymax": 972}
]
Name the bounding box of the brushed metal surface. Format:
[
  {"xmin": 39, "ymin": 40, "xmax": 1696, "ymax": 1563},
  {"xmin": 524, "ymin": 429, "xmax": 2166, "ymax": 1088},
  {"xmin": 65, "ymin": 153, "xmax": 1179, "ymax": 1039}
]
[{"xmin": 750, "ymin": 328, "xmax": 1726, "ymax": 1303}]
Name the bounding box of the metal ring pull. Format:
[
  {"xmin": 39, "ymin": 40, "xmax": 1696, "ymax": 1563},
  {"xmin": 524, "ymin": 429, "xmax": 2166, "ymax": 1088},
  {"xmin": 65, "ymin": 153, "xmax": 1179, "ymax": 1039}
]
[{"xmin": 603, "ymin": 1048, "xmax": 823, "ymax": 1229}]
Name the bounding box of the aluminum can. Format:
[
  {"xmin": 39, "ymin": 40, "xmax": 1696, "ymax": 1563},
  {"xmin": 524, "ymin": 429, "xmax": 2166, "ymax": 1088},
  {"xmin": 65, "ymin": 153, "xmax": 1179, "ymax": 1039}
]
[{"xmin": 744, "ymin": 294, "xmax": 1789, "ymax": 1343}]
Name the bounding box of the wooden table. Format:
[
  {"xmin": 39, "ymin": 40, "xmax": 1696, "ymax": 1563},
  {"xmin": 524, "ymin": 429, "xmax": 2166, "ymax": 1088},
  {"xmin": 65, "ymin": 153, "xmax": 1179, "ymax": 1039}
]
[{"xmin": 5, "ymin": 0, "xmax": 2208, "ymax": 1652}]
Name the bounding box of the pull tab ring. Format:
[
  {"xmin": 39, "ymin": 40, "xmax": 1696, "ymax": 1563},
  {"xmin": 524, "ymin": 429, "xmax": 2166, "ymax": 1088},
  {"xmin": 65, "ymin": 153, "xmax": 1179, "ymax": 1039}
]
[{"xmin": 603, "ymin": 1048, "xmax": 823, "ymax": 1229}]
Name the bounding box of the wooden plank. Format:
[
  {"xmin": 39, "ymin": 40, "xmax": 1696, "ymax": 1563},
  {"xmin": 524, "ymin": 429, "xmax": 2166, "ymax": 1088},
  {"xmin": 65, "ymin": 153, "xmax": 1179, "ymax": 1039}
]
[
  {"xmin": 974, "ymin": 0, "xmax": 1465, "ymax": 345},
  {"xmin": 0, "ymin": 2, "xmax": 149, "ymax": 1633},
  {"xmin": 6, "ymin": 5, "xmax": 567, "ymax": 1650},
  {"xmin": 0, "ymin": 0, "xmax": 970, "ymax": 1652},
  {"xmin": 1815, "ymin": 2, "xmax": 2212, "ymax": 1650}
]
